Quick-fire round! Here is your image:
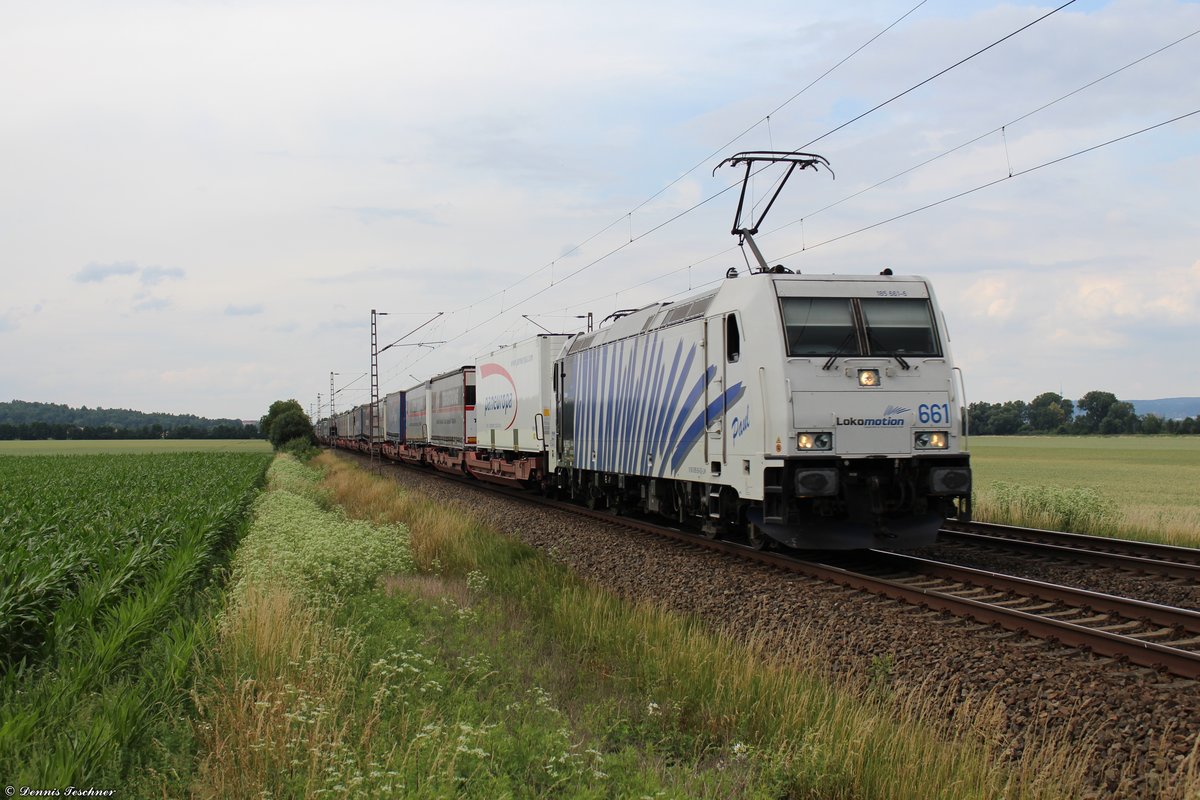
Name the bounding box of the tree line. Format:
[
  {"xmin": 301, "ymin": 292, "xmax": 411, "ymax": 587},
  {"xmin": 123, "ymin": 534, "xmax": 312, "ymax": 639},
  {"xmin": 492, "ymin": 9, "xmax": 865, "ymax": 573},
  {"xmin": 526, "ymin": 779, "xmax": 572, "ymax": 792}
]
[
  {"xmin": 5, "ymin": 393, "xmax": 1196, "ymax": 442},
  {"xmin": 0, "ymin": 400, "xmax": 260, "ymax": 440},
  {"xmin": 969, "ymin": 391, "xmax": 1199, "ymax": 435}
]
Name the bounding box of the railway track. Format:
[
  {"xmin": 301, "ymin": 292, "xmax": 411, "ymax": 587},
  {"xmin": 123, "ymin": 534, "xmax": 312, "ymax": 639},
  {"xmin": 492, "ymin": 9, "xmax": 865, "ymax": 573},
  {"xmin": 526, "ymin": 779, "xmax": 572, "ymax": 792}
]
[
  {"xmin": 494, "ymin": 481, "xmax": 1200, "ymax": 679},
  {"xmin": 358, "ymin": 453, "xmax": 1200, "ymax": 680},
  {"xmin": 828, "ymin": 550, "xmax": 1200, "ymax": 680},
  {"xmin": 939, "ymin": 519, "xmax": 1200, "ymax": 581}
]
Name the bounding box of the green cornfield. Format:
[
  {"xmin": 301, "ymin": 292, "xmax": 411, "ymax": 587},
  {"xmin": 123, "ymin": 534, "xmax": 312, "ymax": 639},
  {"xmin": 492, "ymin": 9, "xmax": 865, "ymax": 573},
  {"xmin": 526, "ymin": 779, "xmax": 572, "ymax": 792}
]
[{"xmin": 0, "ymin": 451, "xmax": 271, "ymax": 786}]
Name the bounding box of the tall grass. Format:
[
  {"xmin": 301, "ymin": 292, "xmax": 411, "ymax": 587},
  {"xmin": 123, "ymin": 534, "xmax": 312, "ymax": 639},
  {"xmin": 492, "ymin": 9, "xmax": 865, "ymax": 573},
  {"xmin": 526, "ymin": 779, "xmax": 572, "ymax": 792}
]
[
  {"xmin": 306, "ymin": 452, "xmax": 1092, "ymax": 799},
  {"xmin": 980, "ymin": 482, "xmax": 1118, "ymax": 532},
  {"xmin": 195, "ymin": 584, "xmax": 361, "ymax": 798},
  {"xmin": 194, "ymin": 455, "xmax": 410, "ymax": 796},
  {"xmin": 968, "ymin": 436, "xmax": 1200, "ymax": 547},
  {"xmin": 974, "ymin": 481, "xmax": 1200, "ymax": 546},
  {"xmin": 316, "ymin": 454, "xmax": 476, "ymax": 573}
]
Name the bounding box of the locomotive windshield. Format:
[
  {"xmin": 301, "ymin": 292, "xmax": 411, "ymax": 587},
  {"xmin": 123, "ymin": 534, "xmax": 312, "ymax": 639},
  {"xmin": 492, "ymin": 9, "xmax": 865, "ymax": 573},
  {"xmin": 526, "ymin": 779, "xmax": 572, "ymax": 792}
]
[
  {"xmin": 861, "ymin": 298, "xmax": 940, "ymax": 356},
  {"xmin": 781, "ymin": 298, "xmax": 861, "ymax": 356},
  {"xmin": 780, "ymin": 296, "xmax": 941, "ymax": 358}
]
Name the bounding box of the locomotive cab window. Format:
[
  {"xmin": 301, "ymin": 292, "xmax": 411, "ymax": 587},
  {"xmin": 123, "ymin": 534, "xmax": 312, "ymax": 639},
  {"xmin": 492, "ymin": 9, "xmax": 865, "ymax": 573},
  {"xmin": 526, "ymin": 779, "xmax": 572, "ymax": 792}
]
[
  {"xmin": 780, "ymin": 297, "xmax": 861, "ymax": 357},
  {"xmin": 860, "ymin": 298, "xmax": 940, "ymax": 356},
  {"xmin": 726, "ymin": 313, "xmax": 741, "ymax": 363}
]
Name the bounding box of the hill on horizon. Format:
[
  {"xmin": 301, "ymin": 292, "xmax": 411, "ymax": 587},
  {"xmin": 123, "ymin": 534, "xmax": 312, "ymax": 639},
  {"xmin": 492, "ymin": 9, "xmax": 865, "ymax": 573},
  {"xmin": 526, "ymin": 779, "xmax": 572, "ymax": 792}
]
[
  {"xmin": 0, "ymin": 399, "xmax": 254, "ymax": 434},
  {"xmin": 1129, "ymin": 397, "xmax": 1200, "ymax": 420}
]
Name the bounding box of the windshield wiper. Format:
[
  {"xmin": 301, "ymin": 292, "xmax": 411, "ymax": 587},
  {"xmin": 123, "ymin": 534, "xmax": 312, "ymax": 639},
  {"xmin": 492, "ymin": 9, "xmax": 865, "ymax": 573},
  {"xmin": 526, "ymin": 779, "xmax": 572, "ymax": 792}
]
[
  {"xmin": 867, "ymin": 332, "xmax": 911, "ymax": 370},
  {"xmin": 822, "ymin": 331, "xmax": 859, "ymax": 371}
]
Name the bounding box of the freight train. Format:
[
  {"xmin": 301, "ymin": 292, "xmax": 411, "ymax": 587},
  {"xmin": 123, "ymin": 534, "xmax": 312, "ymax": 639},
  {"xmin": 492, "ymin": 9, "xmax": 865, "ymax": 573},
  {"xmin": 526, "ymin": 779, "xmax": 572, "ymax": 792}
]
[{"xmin": 317, "ymin": 152, "xmax": 971, "ymax": 549}]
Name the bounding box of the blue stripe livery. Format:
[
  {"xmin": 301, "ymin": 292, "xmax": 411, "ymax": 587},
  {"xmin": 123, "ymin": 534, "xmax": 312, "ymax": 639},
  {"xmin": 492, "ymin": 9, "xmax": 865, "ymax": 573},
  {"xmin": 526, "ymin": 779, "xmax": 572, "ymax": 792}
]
[{"xmin": 569, "ymin": 335, "xmax": 744, "ymax": 478}]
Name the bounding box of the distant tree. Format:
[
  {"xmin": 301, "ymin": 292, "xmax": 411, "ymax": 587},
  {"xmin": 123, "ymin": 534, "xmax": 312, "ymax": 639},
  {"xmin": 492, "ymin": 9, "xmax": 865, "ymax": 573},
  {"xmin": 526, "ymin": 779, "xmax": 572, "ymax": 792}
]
[
  {"xmin": 260, "ymin": 399, "xmax": 307, "ymax": 442},
  {"xmin": 0, "ymin": 400, "xmax": 249, "ymax": 439},
  {"xmin": 989, "ymin": 401, "xmax": 1027, "ymax": 435},
  {"xmin": 1028, "ymin": 392, "xmax": 1073, "ymax": 433},
  {"xmin": 1076, "ymin": 390, "xmax": 1119, "ymax": 434},
  {"xmin": 268, "ymin": 408, "xmax": 315, "ymax": 449},
  {"xmin": 1095, "ymin": 401, "xmax": 1136, "ymax": 434},
  {"xmin": 967, "ymin": 401, "xmax": 996, "ymax": 435},
  {"xmin": 211, "ymin": 423, "xmax": 245, "ymax": 439},
  {"xmin": 967, "ymin": 400, "xmax": 1028, "ymax": 435},
  {"xmin": 1141, "ymin": 413, "xmax": 1165, "ymax": 435}
]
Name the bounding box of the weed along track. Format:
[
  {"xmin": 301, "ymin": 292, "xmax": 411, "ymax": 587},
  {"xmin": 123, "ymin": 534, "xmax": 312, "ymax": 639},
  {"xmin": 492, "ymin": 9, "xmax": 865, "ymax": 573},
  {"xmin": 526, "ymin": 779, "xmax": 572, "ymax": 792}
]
[{"xmin": 341, "ymin": 450, "xmax": 1200, "ymax": 798}]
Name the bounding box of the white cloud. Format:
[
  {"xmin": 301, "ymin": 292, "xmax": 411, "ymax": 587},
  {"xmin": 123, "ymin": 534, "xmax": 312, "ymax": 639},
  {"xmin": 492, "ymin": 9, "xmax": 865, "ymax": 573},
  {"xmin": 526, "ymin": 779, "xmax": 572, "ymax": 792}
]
[
  {"xmin": 961, "ymin": 277, "xmax": 1017, "ymax": 321},
  {"xmin": 132, "ymin": 297, "xmax": 171, "ymax": 313},
  {"xmin": 140, "ymin": 266, "xmax": 186, "ymax": 286},
  {"xmin": 2, "ymin": 0, "xmax": 1198, "ymax": 416},
  {"xmin": 75, "ymin": 262, "xmax": 139, "ymax": 283},
  {"xmin": 224, "ymin": 304, "xmax": 264, "ymax": 316}
]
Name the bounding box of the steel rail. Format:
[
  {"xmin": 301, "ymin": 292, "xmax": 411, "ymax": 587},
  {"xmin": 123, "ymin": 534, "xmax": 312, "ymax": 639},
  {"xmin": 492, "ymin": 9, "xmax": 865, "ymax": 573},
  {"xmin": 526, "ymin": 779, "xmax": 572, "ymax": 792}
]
[
  {"xmin": 939, "ymin": 521, "xmax": 1200, "ymax": 580},
  {"xmin": 864, "ymin": 550, "xmax": 1200, "ymax": 632},
  {"xmin": 835, "ymin": 551, "xmax": 1200, "ymax": 679}
]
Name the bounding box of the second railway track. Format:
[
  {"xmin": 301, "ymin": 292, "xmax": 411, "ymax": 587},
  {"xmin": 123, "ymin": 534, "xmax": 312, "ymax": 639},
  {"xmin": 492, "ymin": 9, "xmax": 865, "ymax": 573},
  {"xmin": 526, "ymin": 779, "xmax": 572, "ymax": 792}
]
[{"xmin": 939, "ymin": 519, "xmax": 1200, "ymax": 580}]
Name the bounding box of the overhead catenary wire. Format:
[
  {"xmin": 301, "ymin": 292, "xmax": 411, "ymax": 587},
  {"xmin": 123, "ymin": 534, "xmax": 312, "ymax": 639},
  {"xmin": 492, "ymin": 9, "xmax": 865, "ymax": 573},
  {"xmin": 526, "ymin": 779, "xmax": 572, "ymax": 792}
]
[
  {"xmin": 423, "ymin": 0, "xmax": 934, "ymax": 318},
  {"xmin": 748, "ymin": 0, "xmax": 1081, "ymax": 219},
  {"xmin": 775, "ymin": 108, "xmax": 1200, "ymax": 260},
  {"xmin": 361, "ymin": 2, "xmax": 1165, "ymax": 400},
  {"xmin": 748, "ymin": 25, "xmax": 1200, "ymax": 248},
  {"xmin": 418, "ymin": 0, "xmax": 1079, "ymax": 352},
  {"xmin": 540, "ymin": 27, "xmax": 1200, "ymax": 320},
  {"xmin": 803, "ymin": 0, "xmax": 1078, "ymax": 152},
  {"xmin": 348, "ymin": 3, "xmax": 1009, "ymax": 396}
]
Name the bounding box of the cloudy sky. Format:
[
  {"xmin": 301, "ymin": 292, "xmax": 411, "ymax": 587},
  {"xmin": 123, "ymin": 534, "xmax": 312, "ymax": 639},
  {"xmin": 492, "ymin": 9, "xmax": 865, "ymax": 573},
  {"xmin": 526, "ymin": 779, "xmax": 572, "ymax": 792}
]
[{"xmin": 2, "ymin": 0, "xmax": 1197, "ymax": 420}]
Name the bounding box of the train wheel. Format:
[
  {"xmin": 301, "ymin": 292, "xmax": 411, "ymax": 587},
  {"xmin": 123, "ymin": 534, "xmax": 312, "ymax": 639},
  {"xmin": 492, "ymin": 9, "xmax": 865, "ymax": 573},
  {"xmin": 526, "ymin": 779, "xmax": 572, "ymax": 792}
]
[{"xmin": 746, "ymin": 520, "xmax": 769, "ymax": 551}]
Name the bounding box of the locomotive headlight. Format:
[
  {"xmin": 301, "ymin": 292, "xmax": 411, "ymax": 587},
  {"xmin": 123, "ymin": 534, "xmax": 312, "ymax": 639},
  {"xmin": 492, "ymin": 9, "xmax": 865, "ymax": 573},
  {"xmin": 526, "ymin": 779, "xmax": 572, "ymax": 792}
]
[
  {"xmin": 914, "ymin": 431, "xmax": 948, "ymax": 450},
  {"xmin": 797, "ymin": 432, "xmax": 833, "ymax": 451},
  {"xmin": 858, "ymin": 368, "xmax": 881, "ymax": 387}
]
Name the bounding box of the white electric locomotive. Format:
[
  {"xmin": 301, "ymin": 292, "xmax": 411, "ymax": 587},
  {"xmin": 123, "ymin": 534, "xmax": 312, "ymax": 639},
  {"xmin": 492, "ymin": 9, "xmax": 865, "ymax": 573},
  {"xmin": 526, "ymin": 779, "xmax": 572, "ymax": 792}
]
[
  {"xmin": 551, "ymin": 269, "xmax": 971, "ymax": 549},
  {"xmin": 322, "ymin": 151, "xmax": 972, "ymax": 549}
]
